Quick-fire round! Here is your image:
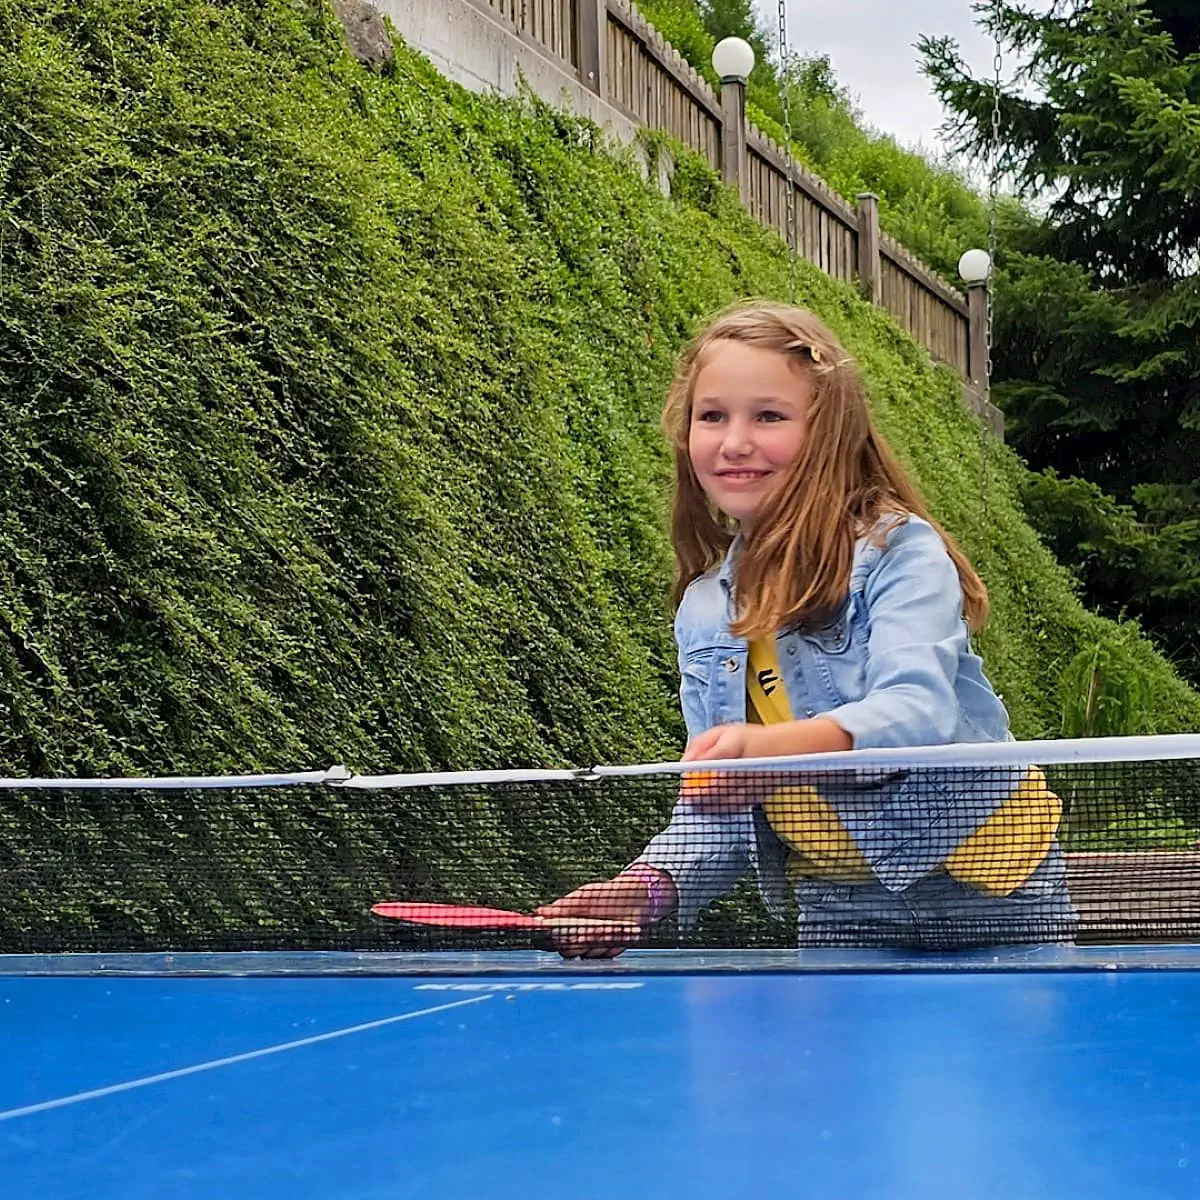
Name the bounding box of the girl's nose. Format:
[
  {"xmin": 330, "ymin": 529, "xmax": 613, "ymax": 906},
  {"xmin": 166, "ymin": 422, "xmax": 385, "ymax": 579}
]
[{"xmin": 720, "ymin": 420, "xmax": 754, "ymax": 457}]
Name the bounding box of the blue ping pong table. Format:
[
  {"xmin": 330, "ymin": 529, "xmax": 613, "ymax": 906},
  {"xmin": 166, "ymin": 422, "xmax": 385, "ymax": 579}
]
[{"xmin": 3, "ymin": 946, "xmax": 1198, "ymax": 1200}]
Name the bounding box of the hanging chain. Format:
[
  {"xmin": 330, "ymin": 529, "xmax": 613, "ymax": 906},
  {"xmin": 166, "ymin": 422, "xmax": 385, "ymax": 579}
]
[
  {"xmin": 987, "ymin": 11, "xmax": 1003, "ymax": 395},
  {"xmin": 980, "ymin": 7, "xmax": 1004, "ymax": 539},
  {"xmin": 779, "ymin": 0, "xmax": 797, "ymax": 303}
]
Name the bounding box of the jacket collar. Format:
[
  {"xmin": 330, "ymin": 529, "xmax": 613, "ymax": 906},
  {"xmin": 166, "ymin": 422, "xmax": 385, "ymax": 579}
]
[{"xmin": 717, "ymin": 533, "xmax": 742, "ymax": 591}]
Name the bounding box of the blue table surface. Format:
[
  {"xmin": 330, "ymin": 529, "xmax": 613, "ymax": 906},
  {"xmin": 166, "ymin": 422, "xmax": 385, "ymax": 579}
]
[{"xmin": 2, "ymin": 965, "xmax": 1197, "ymax": 1199}]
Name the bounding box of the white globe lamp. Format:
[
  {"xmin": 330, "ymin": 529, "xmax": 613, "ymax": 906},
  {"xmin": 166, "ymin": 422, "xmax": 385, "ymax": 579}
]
[
  {"xmin": 712, "ymin": 37, "xmax": 756, "ymax": 83},
  {"xmin": 958, "ymin": 248, "xmax": 992, "ymax": 286}
]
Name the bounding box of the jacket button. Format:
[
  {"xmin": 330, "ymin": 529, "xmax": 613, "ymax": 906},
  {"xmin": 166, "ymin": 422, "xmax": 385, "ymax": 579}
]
[
  {"xmin": 724, "ymin": 658, "xmax": 739, "ymax": 673},
  {"xmin": 805, "ymin": 708, "xmax": 815, "ymax": 718},
  {"xmin": 786, "ymin": 644, "xmax": 796, "ymax": 656}
]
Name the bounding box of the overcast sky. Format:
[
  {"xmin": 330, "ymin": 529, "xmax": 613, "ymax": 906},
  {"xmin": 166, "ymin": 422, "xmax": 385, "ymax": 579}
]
[{"xmin": 761, "ymin": 0, "xmax": 1003, "ymax": 162}]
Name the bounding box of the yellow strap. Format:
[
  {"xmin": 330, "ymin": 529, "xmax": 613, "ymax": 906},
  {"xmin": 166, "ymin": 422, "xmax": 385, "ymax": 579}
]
[
  {"xmin": 740, "ymin": 639, "xmax": 1058, "ymax": 893},
  {"xmin": 943, "ymin": 766, "xmax": 1061, "ymax": 896},
  {"xmin": 763, "ymin": 785, "xmax": 874, "ymax": 883},
  {"xmin": 747, "ymin": 637, "xmax": 793, "ymax": 725}
]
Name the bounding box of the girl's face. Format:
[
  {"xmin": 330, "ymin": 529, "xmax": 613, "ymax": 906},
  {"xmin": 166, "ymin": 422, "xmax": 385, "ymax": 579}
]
[{"xmin": 688, "ymin": 340, "xmax": 813, "ymax": 527}]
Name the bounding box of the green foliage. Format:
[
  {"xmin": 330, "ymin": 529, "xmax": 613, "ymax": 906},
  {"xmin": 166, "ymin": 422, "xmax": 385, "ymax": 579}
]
[
  {"xmin": 0, "ymin": 0, "xmax": 1192, "ymax": 755},
  {"xmin": 1143, "ymin": 0, "xmax": 1200, "ymax": 54},
  {"xmin": 1019, "ymin": 468, "xmax": 1200, "ymax": 678},
  {"xmin": 922, "ymin": 0, "xmax": 1200, "ymax": 277},
  {"xmin": 1058, "ymin": 637, "xmax": 1151, "ymax": 739},
  {"xmin": 923, "ymin": 0, "xmax": 1200, "ymax": 684},
  {"xmin": 1064, "ymin": 810, "xmax": 1199, "ymax": 851},
  {"xmin": 631, "ymin": 0, "xmax": 717, "ymax": 80},
  {"xmin": 0, "ymin": 0, "xmax": 690, "ymax": 778}
]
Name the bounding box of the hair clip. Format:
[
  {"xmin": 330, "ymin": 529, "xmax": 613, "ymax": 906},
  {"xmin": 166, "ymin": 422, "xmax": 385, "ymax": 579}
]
[{"xmin": 808, "ymin": 345, "xmax": 823, "ymax": 365}]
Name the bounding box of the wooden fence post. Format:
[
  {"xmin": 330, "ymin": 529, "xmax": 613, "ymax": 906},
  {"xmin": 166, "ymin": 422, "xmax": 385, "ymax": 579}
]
[
  {"xmin": 964, "ymin": 280, "xmax": 1004, "ymax": 437},
  {"xmin": 967, "ymin": 281, "xmax": 989, "ymax": 398},
  {"xmin": 719, "ymin": 79, "xmax": 748, "ymax": 200},
  {"xmin": 856, "ymin": 192, "xmax": 881, "ymax": 305},
  {"xmin": 574, "ymin": 0, "xmax": 604, "ymax": 96}
]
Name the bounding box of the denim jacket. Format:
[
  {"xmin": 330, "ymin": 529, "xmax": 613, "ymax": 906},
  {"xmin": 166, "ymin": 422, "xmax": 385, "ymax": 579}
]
[{"xmin": 635, "ymin": 514, "xmax": 1025, "ymax": 926}]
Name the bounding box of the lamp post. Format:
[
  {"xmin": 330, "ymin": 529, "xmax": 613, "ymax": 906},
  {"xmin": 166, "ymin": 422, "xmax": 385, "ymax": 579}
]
[
  {"xmin": 712, "ymin": 37, "xmax": 755, "ymax": 197},
  {"xmin": 959, "ymin": 248, "xmax": 991, "ymax": 401}
]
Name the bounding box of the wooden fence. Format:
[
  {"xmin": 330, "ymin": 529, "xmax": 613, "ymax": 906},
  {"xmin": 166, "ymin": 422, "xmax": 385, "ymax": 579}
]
[
  {"xmin": 470, "ymin": 0, "xmax": 997, "ymax": 434},
  {"xmin": 485, "ymin": 0, "xmax": 579, "ymax": 68}
]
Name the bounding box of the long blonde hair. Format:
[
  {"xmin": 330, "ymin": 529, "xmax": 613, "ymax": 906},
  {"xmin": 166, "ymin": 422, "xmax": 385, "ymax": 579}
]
[{"xmin": 662, "ymin": 301, "xmax": 988, "ymax": 638}]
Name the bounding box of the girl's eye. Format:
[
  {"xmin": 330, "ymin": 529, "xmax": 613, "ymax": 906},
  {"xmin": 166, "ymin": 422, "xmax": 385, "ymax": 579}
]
[
  {"xmin": 694, "ymin": 409, "xmax": 724, "ymax": 423},
  {"xmin": 758, "ymin": 410, "xmax": 785, "ymax": 422}
]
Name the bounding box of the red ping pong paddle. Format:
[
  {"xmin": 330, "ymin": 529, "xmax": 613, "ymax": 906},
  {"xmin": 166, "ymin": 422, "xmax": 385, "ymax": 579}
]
[{"xmin": 371, "ymin": 901, "xmax": 639, "ymax": 933}]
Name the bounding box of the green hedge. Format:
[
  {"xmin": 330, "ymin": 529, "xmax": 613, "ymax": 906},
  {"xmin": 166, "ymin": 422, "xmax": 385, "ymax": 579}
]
[{"xmin": 2, "ymin": 0, "xmax": 1198, "ymax": 780}]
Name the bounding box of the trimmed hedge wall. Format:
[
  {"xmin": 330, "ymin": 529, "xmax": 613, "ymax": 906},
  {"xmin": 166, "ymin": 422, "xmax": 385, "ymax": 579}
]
[{"xmin": 0, "ymin": 3, "xmax": 1197, "ymax": 948}]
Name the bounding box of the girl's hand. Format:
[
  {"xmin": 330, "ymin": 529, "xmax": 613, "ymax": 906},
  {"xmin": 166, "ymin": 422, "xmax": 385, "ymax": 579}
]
[
  {"xmin": 680, "ymin": 724, "xmax": 785, "ymax": 810},
  {"xmin": 682, "ymin": 723, "xmax": 772, "ymax": 762},
  {"xmin": 678, "ymin": 719, "xmax": 851, "ymax": 809},
  {"xmin": 535, "ymin": 871, "xmax": 675, "ymax": 959}
]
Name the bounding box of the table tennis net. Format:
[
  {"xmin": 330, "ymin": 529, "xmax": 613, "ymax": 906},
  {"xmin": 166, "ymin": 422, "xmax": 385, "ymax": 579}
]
[{"xmin": 2, "ymin": 735, "xmax": 1200, "ymax": 953}]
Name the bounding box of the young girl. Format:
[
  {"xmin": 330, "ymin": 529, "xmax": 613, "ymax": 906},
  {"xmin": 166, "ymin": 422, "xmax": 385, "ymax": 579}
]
[{"xmin": 538, "ymin": 302, "xmax": 1076, "ymax": 956}]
